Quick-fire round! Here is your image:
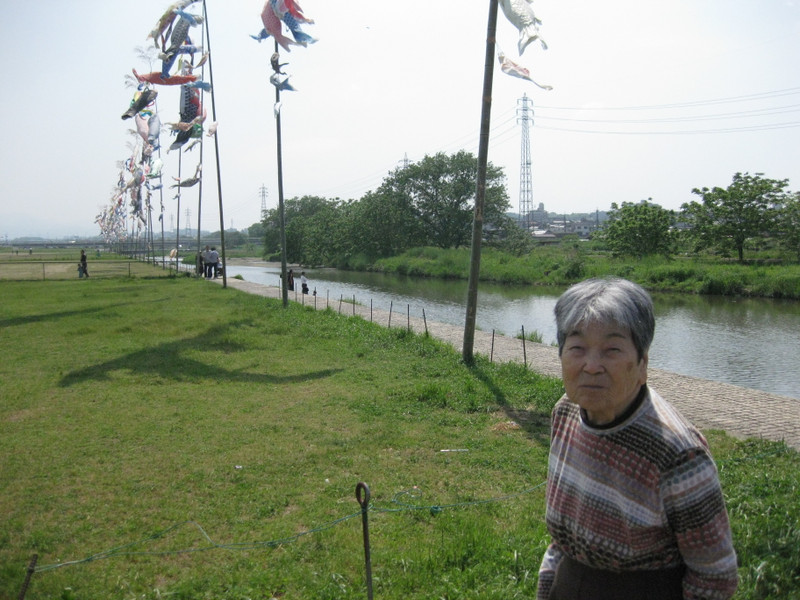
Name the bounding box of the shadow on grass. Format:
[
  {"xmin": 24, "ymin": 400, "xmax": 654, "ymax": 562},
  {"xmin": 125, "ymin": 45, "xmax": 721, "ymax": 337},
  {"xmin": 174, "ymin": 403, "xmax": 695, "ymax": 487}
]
[
  {"xmin": 469, "ymin": 362, "xmax": 552, "ymax": 444},
  {"xmin": 1, "ymin": 306, "xmax": 113, "ymax": 329},
  {"xmin": 0, "ymin": 299, "xmax": 167, "ymax": 329},
  {"xmin": 59, "ymin": 321, "xmax": 343, "ymax": 387}
]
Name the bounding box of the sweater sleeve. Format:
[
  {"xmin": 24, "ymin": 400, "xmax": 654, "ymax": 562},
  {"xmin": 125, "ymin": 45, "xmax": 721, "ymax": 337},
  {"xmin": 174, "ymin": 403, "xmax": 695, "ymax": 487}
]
[
  {"xmin": 536, "ymin": 542, "xmax": 563, "ymax": 599},
  {"xmin": 662, "ymin": 448, "xmax": 738, "ymax": 600}
]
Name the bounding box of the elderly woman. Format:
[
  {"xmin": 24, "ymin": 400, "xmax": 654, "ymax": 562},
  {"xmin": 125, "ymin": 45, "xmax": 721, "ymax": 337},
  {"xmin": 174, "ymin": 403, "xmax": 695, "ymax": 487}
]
[{"xmin": 537, "ymin": 277, "xmax": 738, "ymax": 600}]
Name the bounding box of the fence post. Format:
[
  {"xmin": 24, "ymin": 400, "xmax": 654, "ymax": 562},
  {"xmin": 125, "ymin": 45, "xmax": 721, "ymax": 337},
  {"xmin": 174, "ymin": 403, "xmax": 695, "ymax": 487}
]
[{"xmin": 521, "ymin": 325, "xmax": 527, "ymax": 368}]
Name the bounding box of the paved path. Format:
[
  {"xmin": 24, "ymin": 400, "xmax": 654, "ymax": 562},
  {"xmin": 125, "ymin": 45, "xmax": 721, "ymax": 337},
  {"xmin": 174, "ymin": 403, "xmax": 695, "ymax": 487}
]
[{"xmin": 215, "ymin": 277, "xmax": 800, "ymax": 451}]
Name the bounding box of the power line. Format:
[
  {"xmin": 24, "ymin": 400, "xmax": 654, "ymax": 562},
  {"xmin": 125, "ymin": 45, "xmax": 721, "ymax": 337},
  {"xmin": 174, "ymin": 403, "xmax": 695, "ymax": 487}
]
[
  {"xmin": 536, "ymin": 86, "xmax": 800, "ymax": 112},
  {"xmin": 305, "ymin": 86, "xmax": 800, "ymax": 198},
  {"xmin": 535, "ymin": 120, "xmax": 800, "ymax": 136}
]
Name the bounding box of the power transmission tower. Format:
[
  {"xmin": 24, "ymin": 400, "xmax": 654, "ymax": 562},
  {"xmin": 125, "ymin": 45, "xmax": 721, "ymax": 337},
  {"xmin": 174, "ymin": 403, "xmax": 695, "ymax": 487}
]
[
  {"xmin": 259, "ymin": 184, "xmax": 269, "ymax": 219},
  {"xmin": 185, "ymin": 208, "xmax": 192, "ymax": 235},
  {"xmin": 517, "ymin": 94, "xmax": 534, "ymax": 232},
  {"xmin": 398, "ymin": 153, "xmax": 411, "ymax": 169}
]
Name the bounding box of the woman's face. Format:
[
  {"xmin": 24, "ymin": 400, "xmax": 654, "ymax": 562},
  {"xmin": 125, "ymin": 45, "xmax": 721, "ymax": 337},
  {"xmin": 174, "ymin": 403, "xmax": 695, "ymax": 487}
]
[{"xmin": 560, "ymin": 320, "xmax": 648, "ymax": 426}]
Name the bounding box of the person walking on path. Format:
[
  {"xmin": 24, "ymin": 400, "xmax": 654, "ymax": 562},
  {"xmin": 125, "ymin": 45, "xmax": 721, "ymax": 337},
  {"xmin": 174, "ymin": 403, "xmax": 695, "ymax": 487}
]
[
  {"xmin": 287, "ymin": 269, "xmax": 295, "ymax": 291},
  {"xmin": 203, "ymin": 246, "xmax": 213, "ymax": 279},
  {"xmin": 537, "ymin": 277, "xmax": 738, "ymax": 600},
  {"xmin": 209, "ymin": 247, "xmax": 220, "ymax": 278},
  {"xmin": 300, "ymin": 271, "xmax": 309, "ymax": 294},
  {"xmin": 79, "ymin": 249, "xmax": 89, "ymax": 278}
]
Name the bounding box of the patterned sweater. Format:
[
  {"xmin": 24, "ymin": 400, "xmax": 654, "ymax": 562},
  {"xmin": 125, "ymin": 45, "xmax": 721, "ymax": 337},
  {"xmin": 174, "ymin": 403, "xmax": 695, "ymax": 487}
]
[{"xmin": 537, "ymin": 386, "xmax": 738, "ymax": 600}]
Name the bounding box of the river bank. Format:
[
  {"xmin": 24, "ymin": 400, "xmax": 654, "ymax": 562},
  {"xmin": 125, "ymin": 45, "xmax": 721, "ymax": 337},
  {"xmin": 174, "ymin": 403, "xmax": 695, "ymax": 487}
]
[
  {"xmin": 213, "ymin": 275, "xmax": 800, "ymax": 450},
  {"xmin": 368, "ymin": 246, "xmax": 800, "ymax": 299}
]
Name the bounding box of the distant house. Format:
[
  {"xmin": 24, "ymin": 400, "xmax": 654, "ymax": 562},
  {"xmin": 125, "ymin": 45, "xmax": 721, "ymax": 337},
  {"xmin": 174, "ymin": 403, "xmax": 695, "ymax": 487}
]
[{"xmin": 531, "ymin": 230, "xmax": 558, "ymax": 243}]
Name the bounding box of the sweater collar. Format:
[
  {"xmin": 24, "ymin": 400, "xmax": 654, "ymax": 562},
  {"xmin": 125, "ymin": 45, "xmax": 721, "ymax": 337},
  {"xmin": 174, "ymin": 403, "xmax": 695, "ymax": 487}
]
[{"xmin": 580, "ymin": 384, "xmax": 648, "ymax": 430}]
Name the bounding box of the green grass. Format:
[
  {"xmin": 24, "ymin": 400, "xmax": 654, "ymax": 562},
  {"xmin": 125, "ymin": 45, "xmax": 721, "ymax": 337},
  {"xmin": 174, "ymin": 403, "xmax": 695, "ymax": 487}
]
[
  {"xmin": 371, "ymin": 246, "xmax": 800, "ymax": 299},
  {"xmin": 1, "ymin": 278, "xmax": 798, "ymax": 599}
]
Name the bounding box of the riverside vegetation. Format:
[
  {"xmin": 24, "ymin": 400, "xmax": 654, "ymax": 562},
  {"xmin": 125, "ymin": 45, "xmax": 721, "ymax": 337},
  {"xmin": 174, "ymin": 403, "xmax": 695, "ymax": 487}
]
[
  {"xmin": 368, "ymin": 245, "xmax": 800, "ymax": 299},
  {"xmin": 1, "ymin": 278, "xmax": 798, "ymax": 599}
]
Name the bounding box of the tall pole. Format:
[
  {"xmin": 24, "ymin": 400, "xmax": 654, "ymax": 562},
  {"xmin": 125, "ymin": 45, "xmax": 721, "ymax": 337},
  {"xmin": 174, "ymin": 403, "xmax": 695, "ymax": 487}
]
[
  {"xmin": 274, "ymin": 42, "xmax": 289, "ymax": 308},
  {"xmin": 176, "ymin": 150, "xmax": 182, "ymax": 272},
  {"xmin": 463, "ymin": 0, "xmax": 499, "ymax": 365},
  {"xmin": 202, "ymin": 0, "xmax": 227, "ymax": 287},
  {"xmin": 195, "ymin": 42, "xmax": 206, "ymax": 277}
]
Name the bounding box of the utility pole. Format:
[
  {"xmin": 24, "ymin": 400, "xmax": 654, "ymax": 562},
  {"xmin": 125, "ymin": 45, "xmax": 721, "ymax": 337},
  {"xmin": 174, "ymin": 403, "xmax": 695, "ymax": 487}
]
[
  {"xmin": 463, "ymin": 0, "xmax": 499, "ymax": 366},
  {"xmin": 517, "ymin": 94, "xmax": 534, "ymax": 232}
]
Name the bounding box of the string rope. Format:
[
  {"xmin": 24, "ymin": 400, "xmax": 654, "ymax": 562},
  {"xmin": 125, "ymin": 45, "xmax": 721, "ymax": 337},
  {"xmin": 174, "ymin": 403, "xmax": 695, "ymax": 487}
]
[
  {"xmin": 33, "ymin": 481, "xmax": 547, "ymax": 573},
  {"xmin": 33, "ymin": 445, "xmax": 793, "ymax": 574}
]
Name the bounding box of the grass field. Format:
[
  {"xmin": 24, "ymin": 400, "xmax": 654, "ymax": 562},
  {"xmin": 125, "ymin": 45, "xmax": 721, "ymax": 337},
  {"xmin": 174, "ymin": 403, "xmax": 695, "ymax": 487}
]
[
  {"xmin": 1, "ymin": 277, "xmax": 798, "ymax": 599},
  {"xmin": 0, "ymin": 247, "xmax": 181, "ymax": 281}
]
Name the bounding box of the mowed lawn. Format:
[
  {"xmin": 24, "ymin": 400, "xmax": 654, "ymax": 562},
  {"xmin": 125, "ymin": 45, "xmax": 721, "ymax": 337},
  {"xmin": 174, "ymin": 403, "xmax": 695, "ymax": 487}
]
[{"xmin": 1, "ymin": 277, "xmax": 798, "ymax": 599}]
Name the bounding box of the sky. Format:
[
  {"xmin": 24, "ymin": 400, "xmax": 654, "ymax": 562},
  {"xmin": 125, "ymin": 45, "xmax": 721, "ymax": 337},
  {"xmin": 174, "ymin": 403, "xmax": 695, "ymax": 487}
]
[{"xmin": 1, "ymin": 0, "xmax": 799, "ymax": 240}]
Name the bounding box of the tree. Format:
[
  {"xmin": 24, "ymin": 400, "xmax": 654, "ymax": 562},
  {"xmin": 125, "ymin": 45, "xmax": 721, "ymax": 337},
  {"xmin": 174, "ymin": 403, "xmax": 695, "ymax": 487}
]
[
  {"xmin": 223, "ymin": 229, "xmax": 246, "ymax": 247},
  {"xmin": 262, "ymin": 196, "xmax": 335, "ymax": 263},
  {"xmin": 601, "ymin": 200, "xmax": 676, "ymax": 258},
  {"xmin": 376, "ymin": 151, "xmax": 509, "ymax": 249},
  {"xmin": 349, "ymin": 190, "xmax": 423, "ymax": 259},
  {"xmin": 282, "ymin": 196, "xmax": 339, "ymax": 265},
  {"xmin": 778, "ymin": 192, "xmax": 800, "ymax": 261},
  {"xmin": 682, "ymin": 172, "xmax": 789, "ymax": 262},
  {"xmin": 248, "ymin": 221, "xmax": 266, "ymax": 240}
]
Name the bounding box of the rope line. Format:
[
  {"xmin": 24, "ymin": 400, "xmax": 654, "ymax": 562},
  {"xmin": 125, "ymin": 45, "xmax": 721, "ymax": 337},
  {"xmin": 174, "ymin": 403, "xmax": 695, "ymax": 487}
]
[
  {"xmin": 33, "ymin": 481, "xmax": 547, "ymax": 573},
  {"xmin": 31, "ymin": 446, "xmax": 793, "ymax": 574}
]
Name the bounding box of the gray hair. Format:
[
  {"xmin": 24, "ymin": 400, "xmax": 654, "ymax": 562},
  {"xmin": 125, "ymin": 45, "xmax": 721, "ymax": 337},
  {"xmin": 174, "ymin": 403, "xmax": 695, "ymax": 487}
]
[{"xmin": 554, "ymin": 277, "xmax": 655, "ymax": 360}]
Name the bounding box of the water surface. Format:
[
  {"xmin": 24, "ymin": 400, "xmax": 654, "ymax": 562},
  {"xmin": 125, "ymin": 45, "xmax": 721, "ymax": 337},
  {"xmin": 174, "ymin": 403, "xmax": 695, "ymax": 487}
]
[{"xmin": 226, "ymin": 265, "xmax": 800, "ymax": 400}]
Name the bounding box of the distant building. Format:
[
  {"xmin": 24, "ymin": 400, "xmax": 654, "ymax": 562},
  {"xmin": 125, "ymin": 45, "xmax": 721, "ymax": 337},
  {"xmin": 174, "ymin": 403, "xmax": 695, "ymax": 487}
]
[
  {"xmin": 530, "ymin": 202, "xmax": 549, "ymax": 227},
  {"xmin": 531, "ymin": 230, "xmax": 558, "ymax": 243},
  {"xmin": 519, "ymin": 204, "xmax": 607, "ymax": 238}
]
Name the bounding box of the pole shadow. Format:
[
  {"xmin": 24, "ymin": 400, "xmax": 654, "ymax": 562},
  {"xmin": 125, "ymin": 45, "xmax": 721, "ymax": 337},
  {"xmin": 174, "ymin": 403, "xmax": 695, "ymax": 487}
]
[{"xmin": 59, "ymin": 321, "xmax": 342, "ymax": 387}]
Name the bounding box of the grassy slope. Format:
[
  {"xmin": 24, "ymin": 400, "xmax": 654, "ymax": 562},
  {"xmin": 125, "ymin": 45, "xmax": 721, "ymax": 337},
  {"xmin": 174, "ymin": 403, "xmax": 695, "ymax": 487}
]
[
  {"xmin": 0, "ymin": 278, "xmax": 797, "ymax": 599},
  {"xmin": 372, "ymin": 246, "xmax": 800, "ymax": 299}
]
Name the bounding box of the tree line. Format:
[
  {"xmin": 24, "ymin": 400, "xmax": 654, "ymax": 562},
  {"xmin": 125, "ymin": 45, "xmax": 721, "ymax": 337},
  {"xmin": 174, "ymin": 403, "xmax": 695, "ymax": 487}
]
[
  {"xmin": 261, "ymin": 150, "xmax": 522, "ymax": 267},
  {"xmin": 602, "ymin": 173, "xmax": 800, "ymax": 262},
  {"xmin": 260, "ymin": 151, "xmax": 800, "ymax": 265}
]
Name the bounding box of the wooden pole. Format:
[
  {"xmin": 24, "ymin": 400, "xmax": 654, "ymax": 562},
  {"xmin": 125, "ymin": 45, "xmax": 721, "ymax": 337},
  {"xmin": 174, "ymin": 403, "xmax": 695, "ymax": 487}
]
[
  {"xmin": 202, "ymin": 0, "xmax": 228, "ymax": 287},
  {"xmin": 463, "ymin": 0, "xmax": 499, "ymax": 365},
  {"xmin": 272, "ymin": 42, "xmax": 290, "ymax": 308}
]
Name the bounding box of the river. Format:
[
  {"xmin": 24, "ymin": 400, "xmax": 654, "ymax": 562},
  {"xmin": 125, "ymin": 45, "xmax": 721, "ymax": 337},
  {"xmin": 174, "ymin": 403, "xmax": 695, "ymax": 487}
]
[{"xmin": 224, "ymin": 264, "xmax": 800, "ymax": 400}]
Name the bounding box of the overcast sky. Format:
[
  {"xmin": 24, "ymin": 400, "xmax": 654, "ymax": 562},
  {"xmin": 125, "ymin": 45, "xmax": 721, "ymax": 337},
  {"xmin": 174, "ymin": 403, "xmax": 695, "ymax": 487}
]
[{"xmin": 1, "ymin": 0, "xmax": 799, "ymax": 240}]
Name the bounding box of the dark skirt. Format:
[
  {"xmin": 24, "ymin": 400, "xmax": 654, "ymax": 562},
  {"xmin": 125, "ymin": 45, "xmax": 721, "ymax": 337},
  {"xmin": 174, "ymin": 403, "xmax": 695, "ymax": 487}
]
[{"xmin": 549, "ymin": 554, "xmax": 684, "ymax": 600}]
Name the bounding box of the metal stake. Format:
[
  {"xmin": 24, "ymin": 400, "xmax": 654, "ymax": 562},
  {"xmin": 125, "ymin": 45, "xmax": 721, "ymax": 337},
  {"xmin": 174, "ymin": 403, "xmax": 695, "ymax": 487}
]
[
  {"xmin": 18, "ymin": 553, "xmax": 37, "ymax": 600},
  {"xmin": 356, "ymin": 482, "xmax": 374, "ymax": 600}
]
